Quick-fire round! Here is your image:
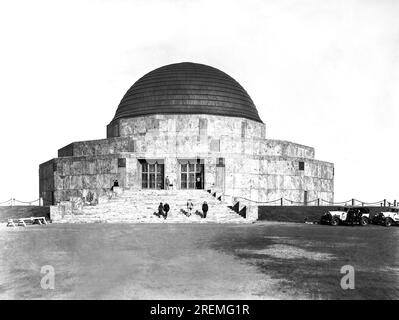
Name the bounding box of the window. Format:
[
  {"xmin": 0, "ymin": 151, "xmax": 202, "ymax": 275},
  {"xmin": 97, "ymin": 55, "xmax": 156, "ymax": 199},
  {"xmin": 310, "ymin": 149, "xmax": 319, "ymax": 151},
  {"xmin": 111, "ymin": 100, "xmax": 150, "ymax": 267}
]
[
  {"xmin": 199, "ymin": 118, "xmax": 207, "ymax": 136},
  {"xmin": 210, "ymin": 139, "xmax": 220, "ymax": 152},
  {"xmin": 118, "ymin": 158, "xmax": 126, "ymax": 168},
  {"xmin": 107, "ymin": 123, "xmax": 120, "ymax": 138},
  {"xmin": 299, "ymin": 161, "xmax": 305, "ymax": 171},
  {"xmin": 151, "ymin": 119, "xmax": 160, "ymax": 130},
  {"xmin": 180, "ymin": 161, "xmax": 204, "ymax": 189},
  {"xmin": 216, "ymin": 157, "xmax": 225, "ymax": 167},
  {"xmin": 141, "ymin": 161, "xmax": 164, "ymax": 189},
  {"xmin": 128, "ymin": 140, "xmax": 136, "ymax": 152}
]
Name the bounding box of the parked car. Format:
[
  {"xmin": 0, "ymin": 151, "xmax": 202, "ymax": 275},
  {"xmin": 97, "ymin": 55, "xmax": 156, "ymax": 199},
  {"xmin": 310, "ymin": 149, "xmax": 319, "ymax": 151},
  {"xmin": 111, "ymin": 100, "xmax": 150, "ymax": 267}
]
[
  {"xmin": 372, "ymin": 208, "xmax": 399, "ymax": 227},
  {"xmin": 320, "ymin": 207, "xmax": 370, "ymax": 226}
]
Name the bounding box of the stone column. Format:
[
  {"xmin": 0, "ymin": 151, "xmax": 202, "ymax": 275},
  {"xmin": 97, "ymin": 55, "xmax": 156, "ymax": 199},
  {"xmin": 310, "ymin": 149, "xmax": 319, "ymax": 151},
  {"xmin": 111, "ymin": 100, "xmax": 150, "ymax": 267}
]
[
  {"xmin": 204, "ymin": 157, "xmax": 215, "ymax": 190},
  {"xmin": 165, "ymin": 157, "xmax": 178, "ymax": 190},
  {"xmin": 126, "ymin": 157, "xmax": 140, "ymax": 189}
]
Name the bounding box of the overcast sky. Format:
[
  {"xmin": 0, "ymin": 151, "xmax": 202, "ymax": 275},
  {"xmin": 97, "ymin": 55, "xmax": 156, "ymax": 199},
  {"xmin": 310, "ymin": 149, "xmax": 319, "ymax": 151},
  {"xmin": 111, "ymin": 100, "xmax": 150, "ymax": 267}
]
[{"xmin": 0, "ymin": 0, "xmax": 398, "ymax": 203}]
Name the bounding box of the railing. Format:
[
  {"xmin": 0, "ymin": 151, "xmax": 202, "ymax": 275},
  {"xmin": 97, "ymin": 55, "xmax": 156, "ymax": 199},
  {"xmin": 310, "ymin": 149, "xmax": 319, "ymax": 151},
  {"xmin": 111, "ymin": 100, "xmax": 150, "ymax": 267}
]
[
  {"xmin": 2, "ymin": 195, "xmax": 398, "ymax": 208},
  {"xmin": 0, "ymin": 198, "xmax": 41, "ymax": 206},
  {"xmin": 209, "ymin": 191, "xmax": 398, "ymax": 207}
]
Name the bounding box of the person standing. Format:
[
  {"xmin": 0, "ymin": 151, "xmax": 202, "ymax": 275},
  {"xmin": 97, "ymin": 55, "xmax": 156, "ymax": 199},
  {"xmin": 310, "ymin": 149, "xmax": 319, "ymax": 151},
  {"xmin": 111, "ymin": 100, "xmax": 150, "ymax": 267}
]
[
  {"xmin": 158, "ymin": 202, "xmax": 164, "ymax": 218},
  {"xmin": 187, "ymin": 200, "xmax": 193, "ymax": 217},
  {"xmin": 163, "ymin": 203, "xmax": 170, "ymax": 220},
  {"xmin": 202, "ymin": 201, "xmax": 208, "ymax": 219},
  {"xmin": 165, "ymin": 176, "xmax": 170, "ymax": 190},
  {"xmin": 196, "ymin": 175, "xmax": 201, "ymax": 189}
]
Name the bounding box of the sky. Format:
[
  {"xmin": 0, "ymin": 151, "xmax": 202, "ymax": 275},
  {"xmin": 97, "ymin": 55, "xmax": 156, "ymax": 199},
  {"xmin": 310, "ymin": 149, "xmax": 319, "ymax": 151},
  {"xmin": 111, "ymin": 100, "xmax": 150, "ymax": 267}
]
[{"xmin": 0, "ymin": 0, "xmax": 398, "ymax": 204}]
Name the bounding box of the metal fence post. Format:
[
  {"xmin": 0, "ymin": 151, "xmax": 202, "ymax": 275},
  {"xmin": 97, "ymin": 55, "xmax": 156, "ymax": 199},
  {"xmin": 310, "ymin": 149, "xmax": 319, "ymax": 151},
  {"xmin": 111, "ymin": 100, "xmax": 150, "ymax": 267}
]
[
  {"xmin": 351, "ymin": 198, "xmax": 355, "ymax": 206},
  {"xmin": 280, "ymin": 198, "xmax": 283, "ymax": 206}
]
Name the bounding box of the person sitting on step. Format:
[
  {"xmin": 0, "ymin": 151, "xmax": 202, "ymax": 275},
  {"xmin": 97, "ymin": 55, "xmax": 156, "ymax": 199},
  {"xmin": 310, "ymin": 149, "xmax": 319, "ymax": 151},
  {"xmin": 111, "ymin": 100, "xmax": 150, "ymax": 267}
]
[
  {"xmin": 157, "ymin": 202, "xmax": 164, "ymax": 218},
  {"xmin": 186, "ymin": 201, "xmax": 193, "ymax": 217},
  {"xmin": 163, "ymin": 203, "xmax": 170, "ymax": 219},
  {"xmin": 111, "ymin": 179, "xmax": 119, "ymax": 191}
]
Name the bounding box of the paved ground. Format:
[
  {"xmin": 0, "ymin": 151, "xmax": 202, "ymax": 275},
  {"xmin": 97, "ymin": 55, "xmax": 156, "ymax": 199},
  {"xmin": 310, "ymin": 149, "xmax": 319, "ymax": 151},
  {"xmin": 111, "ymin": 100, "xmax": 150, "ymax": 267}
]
[{"xmin": 0, "ymin": 222, "xmax": 398, "ymax": 299}]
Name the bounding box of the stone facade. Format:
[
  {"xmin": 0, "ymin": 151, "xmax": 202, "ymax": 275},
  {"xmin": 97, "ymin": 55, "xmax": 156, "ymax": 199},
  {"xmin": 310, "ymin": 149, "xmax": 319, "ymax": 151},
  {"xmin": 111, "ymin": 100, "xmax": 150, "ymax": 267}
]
[{"xmin": 39, "ymin": 114, "xmax": 334, "ymax": 206}]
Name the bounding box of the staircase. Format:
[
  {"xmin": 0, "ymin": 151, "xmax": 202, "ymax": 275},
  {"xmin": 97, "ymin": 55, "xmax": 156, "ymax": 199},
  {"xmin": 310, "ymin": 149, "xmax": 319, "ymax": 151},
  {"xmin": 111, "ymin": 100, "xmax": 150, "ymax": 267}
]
[{"xmin": 57, "ymin": 189, "xmax": 249, "ymax": 224}]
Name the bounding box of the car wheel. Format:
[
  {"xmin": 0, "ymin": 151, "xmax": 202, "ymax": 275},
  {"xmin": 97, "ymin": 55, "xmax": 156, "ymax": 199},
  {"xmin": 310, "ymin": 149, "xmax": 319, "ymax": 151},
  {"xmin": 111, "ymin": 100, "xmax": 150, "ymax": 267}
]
[
  {"xmin": 360, "ymin": 217, "xmax": 368, "ymax": 226},
  {"xmin": 331, "ymin": 218, "xmax": 339, "ymax": 226},
  {"xmin": 385, "ymin": 218, "xmax": 392, "ymax": 227}
]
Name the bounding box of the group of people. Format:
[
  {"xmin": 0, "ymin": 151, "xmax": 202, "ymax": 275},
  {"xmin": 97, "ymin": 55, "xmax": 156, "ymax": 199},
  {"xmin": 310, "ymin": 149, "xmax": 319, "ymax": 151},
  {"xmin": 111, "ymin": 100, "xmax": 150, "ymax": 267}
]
[
  {"xmin": 157, "ymin": 202, "xmax": 170, "ymax": 219},
  {"xmin": 111, "ymin": 176, "xmax": 210, "ymax": 219},
  {"xmin": 185, "ymin": 200, "xmax": 208, "ymax": 218},
  {"xmin": 155, "ymin": 200, "xmax": 209, "ymax": 219}
]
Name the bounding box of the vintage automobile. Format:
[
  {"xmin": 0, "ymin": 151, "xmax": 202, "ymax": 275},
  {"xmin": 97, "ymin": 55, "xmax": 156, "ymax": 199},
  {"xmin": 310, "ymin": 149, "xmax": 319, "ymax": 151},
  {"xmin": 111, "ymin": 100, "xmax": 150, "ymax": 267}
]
[
  {"xmin": 372, "ymin": 208, "xmax": 399, "ymax": 227},
  {"xmin": 320, "ymin": 207, "xmax": 370, "ymax": 226}
]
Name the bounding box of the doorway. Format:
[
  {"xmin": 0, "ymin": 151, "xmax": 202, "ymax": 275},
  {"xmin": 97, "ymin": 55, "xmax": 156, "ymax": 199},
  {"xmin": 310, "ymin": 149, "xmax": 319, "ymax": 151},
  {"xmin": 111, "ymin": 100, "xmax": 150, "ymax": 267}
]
[
  {"xmin": 180, "ymin": 160, "xmax": 204, "ymax": 189},
  {"xmin": 140, "ymin": 160, "xmax": 164, "ymax": 189}
]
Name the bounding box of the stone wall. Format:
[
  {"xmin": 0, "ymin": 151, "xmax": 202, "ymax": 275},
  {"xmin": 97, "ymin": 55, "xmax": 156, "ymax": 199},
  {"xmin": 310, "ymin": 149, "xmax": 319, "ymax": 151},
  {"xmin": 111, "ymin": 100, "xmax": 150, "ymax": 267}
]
[
  {"xmin": 51, "ymin": 155, "xmax": 126, "ymax": 203},
  {"xmin": 257, "ymin": 157, "xmax": 334, "ymax": 203},
  {"xmin": 41, "ymin": 114, "xmax": 334, "ymax": 206},
  {"xmin": 59, "ymin": 119, "xmax": 314, "ymax": 162},
  {"xmin": 113, "ymin": 114, "xmax": 266, "ymax": 140},
  {"xmin": 258, "ymin": 139, "xmax": 315, "ymax": 158},
  {"xmin": 58, "ymin": 137, "xmax": 131, "ymax": 158}
]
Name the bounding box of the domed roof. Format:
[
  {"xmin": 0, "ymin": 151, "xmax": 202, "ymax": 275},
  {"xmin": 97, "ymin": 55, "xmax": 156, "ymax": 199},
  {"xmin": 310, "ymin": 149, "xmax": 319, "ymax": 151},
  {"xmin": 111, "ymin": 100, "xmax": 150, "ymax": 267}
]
[{"xmin": 112, "ymin": 62, "xmax": 262, "ymax": 123}]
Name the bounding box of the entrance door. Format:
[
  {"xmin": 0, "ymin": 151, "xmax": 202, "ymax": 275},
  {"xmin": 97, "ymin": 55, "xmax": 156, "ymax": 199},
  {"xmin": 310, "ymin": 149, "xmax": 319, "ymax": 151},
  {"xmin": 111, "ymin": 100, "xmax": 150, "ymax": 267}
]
[
  {"xmin": 180, "ymin": 160, "xmax": 204, "ymax": 189},
  {"xmin": 141, "ymin": 161, "xmax": 164, "ymax": 189}
]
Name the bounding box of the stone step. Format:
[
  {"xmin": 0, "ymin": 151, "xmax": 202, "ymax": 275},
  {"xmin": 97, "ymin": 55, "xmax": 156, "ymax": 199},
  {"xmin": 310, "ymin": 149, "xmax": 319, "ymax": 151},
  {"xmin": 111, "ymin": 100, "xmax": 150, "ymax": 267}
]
[{"xmin": 57, "ymin": 189, "xmax": 245, "ymax": 224}]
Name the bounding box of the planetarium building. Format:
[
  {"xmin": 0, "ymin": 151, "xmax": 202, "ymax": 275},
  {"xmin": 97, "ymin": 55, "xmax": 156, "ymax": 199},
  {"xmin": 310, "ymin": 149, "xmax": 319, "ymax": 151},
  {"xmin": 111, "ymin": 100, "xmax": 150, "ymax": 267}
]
[{"xmin": 39, "ymin": 62, "xmax": 334, "ymax": 212}]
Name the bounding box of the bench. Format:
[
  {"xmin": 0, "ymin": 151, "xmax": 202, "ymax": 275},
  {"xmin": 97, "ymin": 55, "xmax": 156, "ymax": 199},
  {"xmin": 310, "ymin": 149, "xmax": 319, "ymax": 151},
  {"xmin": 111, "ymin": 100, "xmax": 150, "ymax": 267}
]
[{"xmin": 6, "ymin": 217, "xmax": 48, "ymax": 227}]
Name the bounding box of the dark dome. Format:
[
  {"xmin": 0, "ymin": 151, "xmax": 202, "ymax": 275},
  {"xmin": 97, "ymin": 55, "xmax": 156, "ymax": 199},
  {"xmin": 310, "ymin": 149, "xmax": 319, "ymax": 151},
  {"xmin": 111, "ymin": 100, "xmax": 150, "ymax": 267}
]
[{"xmin": 112, "ymin": 62, "xmax": 262, "ymax": 123}]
